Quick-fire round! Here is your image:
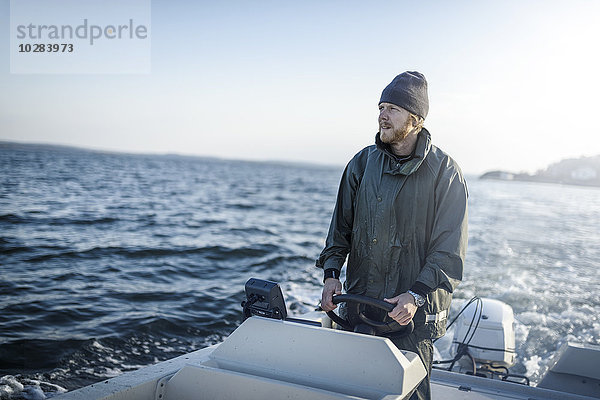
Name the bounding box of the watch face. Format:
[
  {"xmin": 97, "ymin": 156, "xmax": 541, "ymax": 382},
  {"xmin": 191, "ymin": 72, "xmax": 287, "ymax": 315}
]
[{"xmin": 416, "ymin": 294, "xmax": 425, "ymax": 306}]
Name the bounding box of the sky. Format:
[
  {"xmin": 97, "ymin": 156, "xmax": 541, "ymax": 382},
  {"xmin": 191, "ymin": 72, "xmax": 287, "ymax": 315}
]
[{"xmin": 1, "ymin": 0, "xmax": 600, "ymax": 174}]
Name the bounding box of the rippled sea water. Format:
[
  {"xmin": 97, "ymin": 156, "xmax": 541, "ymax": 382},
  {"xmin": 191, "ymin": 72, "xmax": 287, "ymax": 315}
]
[{"xmin": 1, "ymin": 143, "xmax": 599, "ymax": 398}]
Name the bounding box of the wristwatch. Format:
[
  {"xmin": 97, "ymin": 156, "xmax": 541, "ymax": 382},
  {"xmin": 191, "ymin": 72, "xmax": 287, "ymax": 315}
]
[{"xmin": 407, "ymin": 290, "xmax": 425, "ymax": 307}]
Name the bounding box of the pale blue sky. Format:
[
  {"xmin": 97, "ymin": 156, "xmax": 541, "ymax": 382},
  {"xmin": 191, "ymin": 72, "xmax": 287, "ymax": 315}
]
[{"xmin": 2, "ymin": 0, "xmax": 599, "ymax": 174}]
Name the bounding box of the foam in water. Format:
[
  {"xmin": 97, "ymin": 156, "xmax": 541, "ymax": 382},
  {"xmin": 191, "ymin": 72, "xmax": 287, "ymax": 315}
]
[
  {"xmin": 0, "ymin": 375, "xmax": 24, "ymax": 398},
  {"xmin": 0, "ymin": 375, "xmax": 67, "ymax": 400}
]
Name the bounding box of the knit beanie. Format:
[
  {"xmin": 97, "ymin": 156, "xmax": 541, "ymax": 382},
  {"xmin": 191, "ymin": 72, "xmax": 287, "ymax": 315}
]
[{"xmin": 379, "ymin": 71, "xmax": 429, "ymax": 119}]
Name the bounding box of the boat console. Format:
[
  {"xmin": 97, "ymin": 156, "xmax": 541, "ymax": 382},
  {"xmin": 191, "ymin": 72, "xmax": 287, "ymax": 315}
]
[
  {"xmin": 162, "ymin": 278, "xmax": 428, "ymax": 399},
  {"xmin": 159, "ymin": 316, "xmax": 427, "ymax": 399}
]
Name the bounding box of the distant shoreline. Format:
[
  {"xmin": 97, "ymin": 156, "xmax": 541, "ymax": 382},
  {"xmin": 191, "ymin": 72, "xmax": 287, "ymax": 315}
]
[
  {"xmin": 0, "ymin": 140, "xmax": 342, "ymax": 170},
  {"xmin": 480, "ymin": 155, "xmax": 600, "ymax": 188}
]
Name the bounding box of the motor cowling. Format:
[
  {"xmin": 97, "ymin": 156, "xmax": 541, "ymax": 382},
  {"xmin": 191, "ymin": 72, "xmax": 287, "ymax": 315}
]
[{"xmin": 451, "ymin": 298, "xmax": 516, "ymax": 368}]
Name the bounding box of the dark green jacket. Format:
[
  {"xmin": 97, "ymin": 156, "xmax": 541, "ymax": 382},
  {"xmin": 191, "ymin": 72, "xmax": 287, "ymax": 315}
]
[{"xmin": 317, "ymin": 129, "xmax": 468, "ymax": 338}]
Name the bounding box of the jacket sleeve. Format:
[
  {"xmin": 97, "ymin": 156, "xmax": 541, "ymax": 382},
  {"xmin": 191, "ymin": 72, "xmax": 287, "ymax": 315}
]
[
  {"xmin": 315, "ymin": 149, "xmax": 369, "ymax": 274},
  {"xmin": 415, "ymin": 159, "xmax": 468, "ymax": 293}
]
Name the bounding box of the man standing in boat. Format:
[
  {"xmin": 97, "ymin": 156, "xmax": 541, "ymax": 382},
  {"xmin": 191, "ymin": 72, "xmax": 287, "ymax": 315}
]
[{"xmin": 317, "ymin": 71, "xmax": 468, "ymax": 400}]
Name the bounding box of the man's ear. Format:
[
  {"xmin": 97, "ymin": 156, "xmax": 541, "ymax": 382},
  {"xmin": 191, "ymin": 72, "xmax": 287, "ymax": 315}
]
[{"xmin": 410, "ymin": 114, "xmax": 423, "ymax": 131}]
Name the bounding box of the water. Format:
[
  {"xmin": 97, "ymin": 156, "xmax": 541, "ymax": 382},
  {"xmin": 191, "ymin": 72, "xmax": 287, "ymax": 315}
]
[{"xmin": 1, "ymin": 143, "xmax": 599, "ymax": 398}]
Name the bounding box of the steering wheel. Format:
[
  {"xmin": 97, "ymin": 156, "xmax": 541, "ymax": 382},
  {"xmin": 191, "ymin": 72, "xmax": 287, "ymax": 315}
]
[{"xmin": 326, "ymin": 294, "xmax": 414, "ymax": 337}]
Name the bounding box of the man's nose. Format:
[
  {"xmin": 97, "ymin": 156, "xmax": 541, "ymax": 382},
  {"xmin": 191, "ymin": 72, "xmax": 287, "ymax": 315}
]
[{"xmin": 379, "ymin": 109, "xmax": 389, "ymax": 120}]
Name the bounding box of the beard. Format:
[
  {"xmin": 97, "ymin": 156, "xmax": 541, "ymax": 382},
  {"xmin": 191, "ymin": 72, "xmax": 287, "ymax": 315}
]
[{"xmin": 379, "ymin": 117, "xmax": 412, "ymax": 145}]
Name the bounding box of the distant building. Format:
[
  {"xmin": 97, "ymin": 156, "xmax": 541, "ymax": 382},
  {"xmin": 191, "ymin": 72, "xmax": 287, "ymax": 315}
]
[{"xmin": 479, "ymin": 171, "xmax": 515, "ymax": 181}]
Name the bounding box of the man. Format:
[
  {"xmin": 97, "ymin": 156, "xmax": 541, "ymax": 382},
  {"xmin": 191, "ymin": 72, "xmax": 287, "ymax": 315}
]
[{"xmin": 316, "ymin": 71, "xmax": 468, "ymax": 400}]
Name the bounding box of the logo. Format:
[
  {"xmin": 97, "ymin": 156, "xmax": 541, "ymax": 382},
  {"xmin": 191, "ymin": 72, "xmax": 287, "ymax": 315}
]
[{"xmin": 10, "ymin": 0, "xmax": 151, "ymax": 74}]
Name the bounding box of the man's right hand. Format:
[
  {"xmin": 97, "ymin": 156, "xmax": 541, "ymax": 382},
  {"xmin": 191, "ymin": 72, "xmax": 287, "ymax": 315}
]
[{"xmin": 321, "ymin": 278, "xmax": 342, "ymax": 311}]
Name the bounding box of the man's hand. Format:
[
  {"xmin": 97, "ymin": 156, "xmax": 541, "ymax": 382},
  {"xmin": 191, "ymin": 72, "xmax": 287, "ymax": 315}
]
[
  {"xmin": 321, "ymin": 278, "xmax": 342, "ymax": 311},
  {"xmin": 384, "ymin": 292, "xmax": 417, "ymax": 325}
]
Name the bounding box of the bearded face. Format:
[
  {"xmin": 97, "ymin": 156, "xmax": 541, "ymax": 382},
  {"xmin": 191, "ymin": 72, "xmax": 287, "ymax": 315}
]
[{"xmin": 378, "ymin": 103, "xmax": 413, "ymax": 145}]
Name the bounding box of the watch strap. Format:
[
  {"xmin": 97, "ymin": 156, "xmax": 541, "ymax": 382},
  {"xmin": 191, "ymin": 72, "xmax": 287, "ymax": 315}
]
[{"xmin": 408, "ymin": 290, "xmax": 425, "ymax": 307}]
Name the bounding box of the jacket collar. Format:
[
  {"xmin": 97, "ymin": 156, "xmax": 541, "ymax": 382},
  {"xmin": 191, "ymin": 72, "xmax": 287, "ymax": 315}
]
[{"xmin": 375, "ymin": 128, "xmax": 432, "ymax": 175}]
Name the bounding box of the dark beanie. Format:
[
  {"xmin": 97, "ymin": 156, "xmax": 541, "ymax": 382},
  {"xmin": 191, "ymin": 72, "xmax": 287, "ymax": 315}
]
[{"xmin": 379, "ymin": 71, "xmax": 429, "ymax": 119}]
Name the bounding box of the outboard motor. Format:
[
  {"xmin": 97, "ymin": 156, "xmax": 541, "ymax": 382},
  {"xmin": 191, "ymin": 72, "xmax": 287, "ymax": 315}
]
[{"xmin": 451, "ymin": 297, "xmax": 516, "ymax": 368}]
